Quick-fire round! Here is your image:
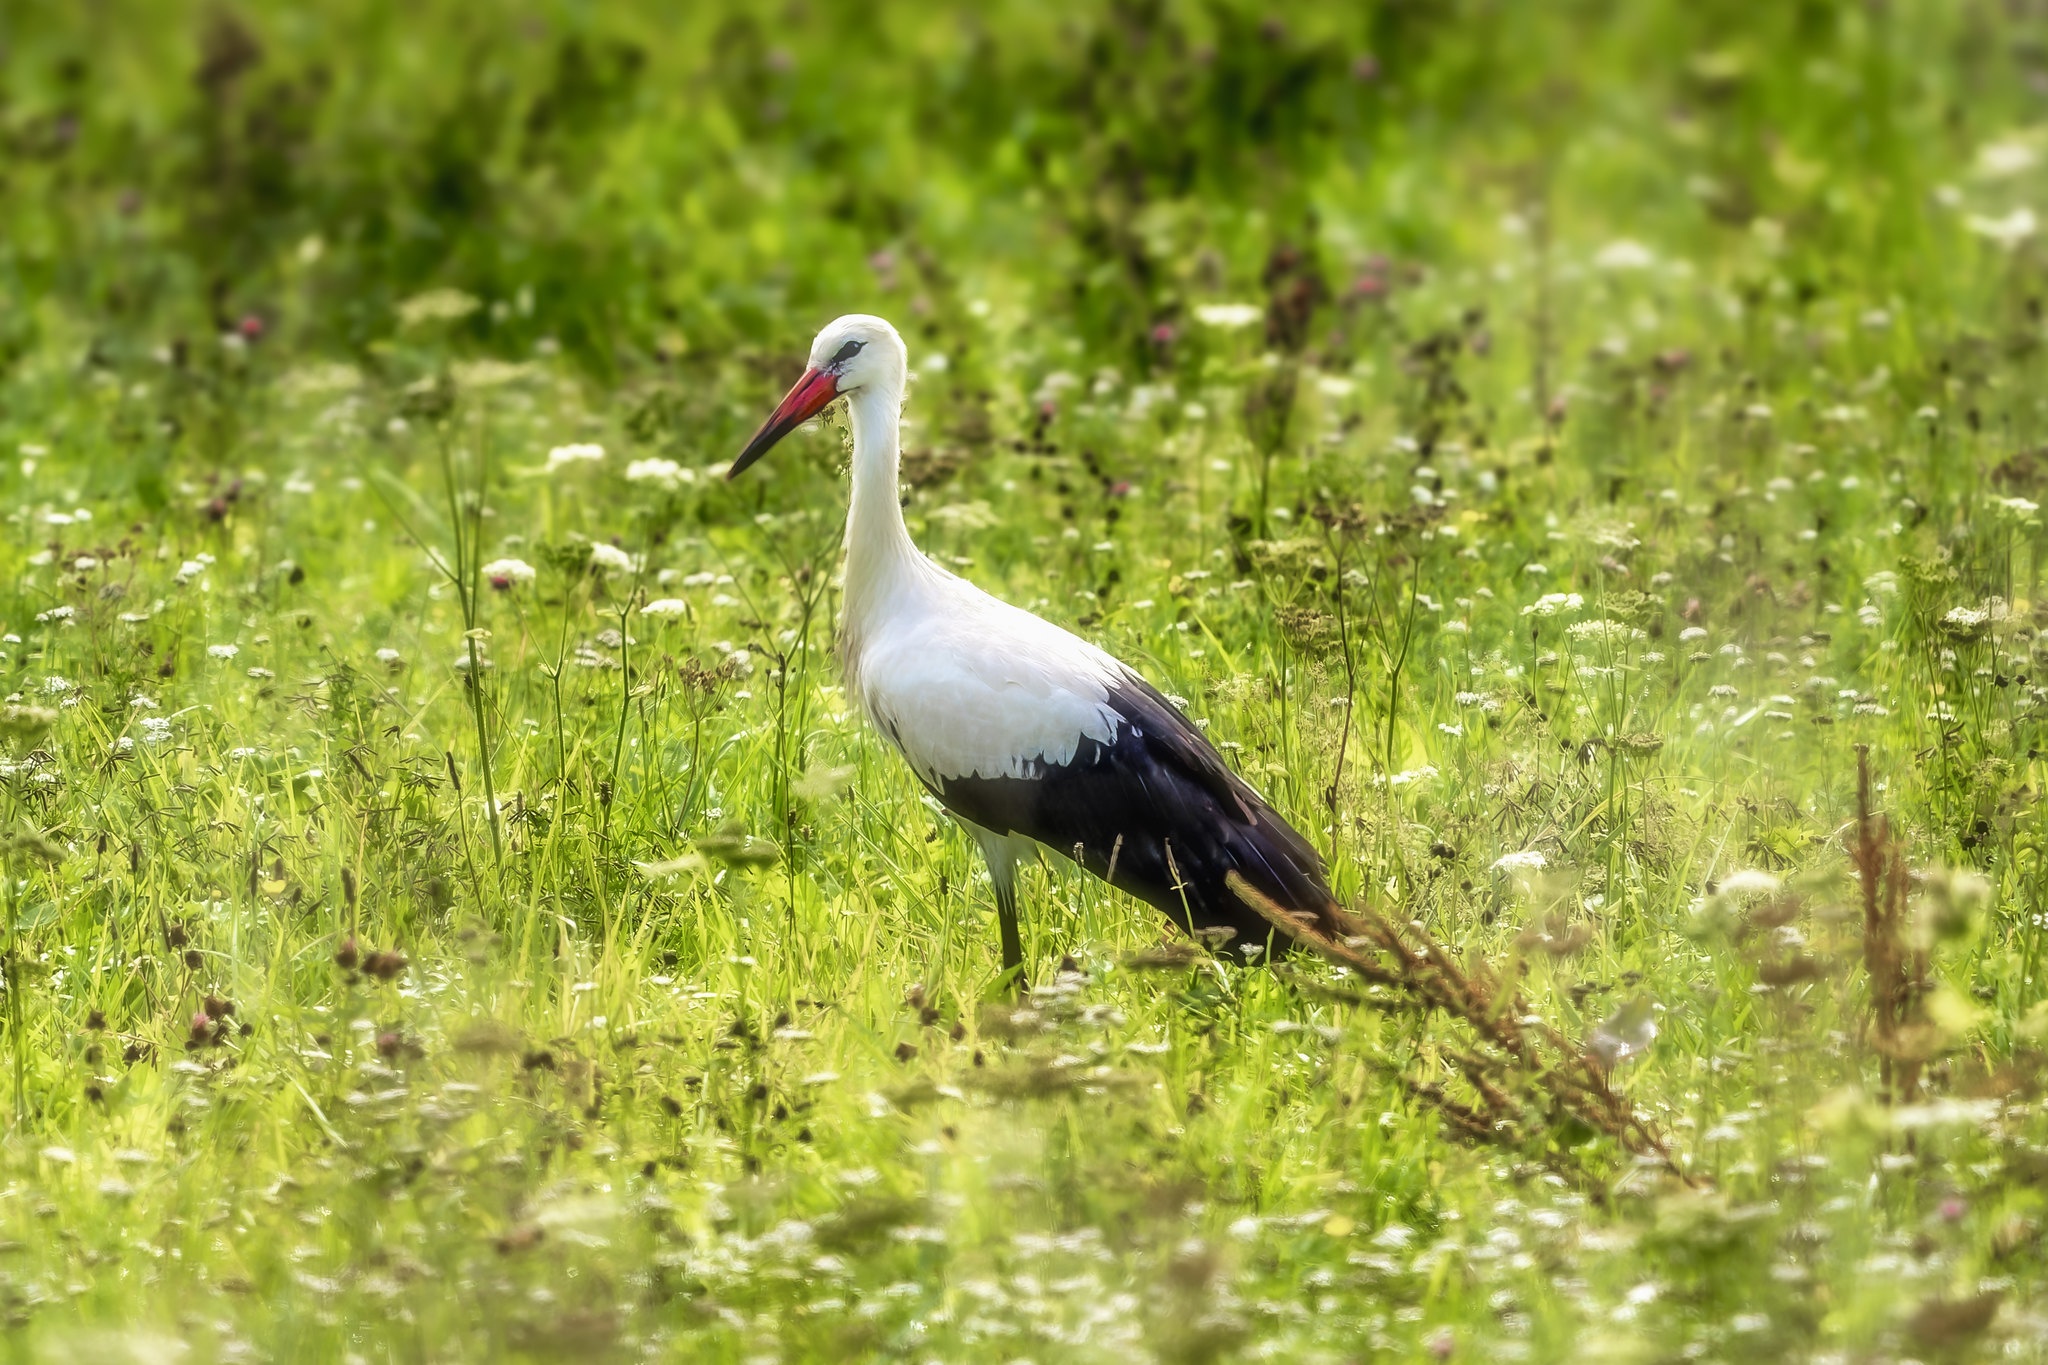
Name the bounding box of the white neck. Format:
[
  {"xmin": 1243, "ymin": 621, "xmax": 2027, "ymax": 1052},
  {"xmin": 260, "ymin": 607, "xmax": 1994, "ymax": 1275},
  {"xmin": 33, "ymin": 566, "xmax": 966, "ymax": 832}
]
[{"xmin": 842, "ymin": 381, "xmax": 929, "ymax": 630}]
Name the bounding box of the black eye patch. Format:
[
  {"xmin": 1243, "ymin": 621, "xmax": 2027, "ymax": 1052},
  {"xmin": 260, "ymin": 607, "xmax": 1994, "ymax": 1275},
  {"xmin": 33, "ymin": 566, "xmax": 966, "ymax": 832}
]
[{"xmin": 829, "ymin": 339, "xmax": 865, "ymax": 367}]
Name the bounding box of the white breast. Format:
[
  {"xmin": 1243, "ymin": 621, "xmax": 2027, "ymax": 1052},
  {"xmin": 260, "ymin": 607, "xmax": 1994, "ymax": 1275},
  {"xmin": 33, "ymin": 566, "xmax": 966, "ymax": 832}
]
[{"xmin": 848, "ymin": 576, "xmax": 1129, "ymax": 786}]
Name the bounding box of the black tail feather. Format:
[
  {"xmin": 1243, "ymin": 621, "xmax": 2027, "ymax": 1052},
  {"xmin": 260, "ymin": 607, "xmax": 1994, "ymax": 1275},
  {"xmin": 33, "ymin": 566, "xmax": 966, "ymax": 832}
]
[{"xmin": 932, "ymin": 677, "xmax": 1340, "ymax": 958}]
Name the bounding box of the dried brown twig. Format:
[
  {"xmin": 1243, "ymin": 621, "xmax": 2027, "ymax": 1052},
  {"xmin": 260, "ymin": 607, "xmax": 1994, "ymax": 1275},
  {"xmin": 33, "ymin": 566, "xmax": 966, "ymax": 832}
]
[
  {"xmin": 1851, "ymin": 746, "xmax": 1933, "ymax": 1106},
  {"xmin": 1227, "ymin": 873, "xmax": 1689, "ymax": 1185}
]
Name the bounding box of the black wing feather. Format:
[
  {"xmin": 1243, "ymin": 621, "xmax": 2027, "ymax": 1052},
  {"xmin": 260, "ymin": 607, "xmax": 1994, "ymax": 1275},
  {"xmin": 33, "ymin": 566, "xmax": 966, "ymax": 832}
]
[{"xmin": 929, "ymin": 676, "xmax": 1340, "ymax": 955}]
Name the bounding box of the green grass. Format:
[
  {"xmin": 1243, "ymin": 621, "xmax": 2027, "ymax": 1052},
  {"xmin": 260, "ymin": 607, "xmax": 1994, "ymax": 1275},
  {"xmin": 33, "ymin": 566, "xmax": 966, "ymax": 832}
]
[{"xmin": 2, "ymin": 0, "xmax": 2048, "ymax": 1359}]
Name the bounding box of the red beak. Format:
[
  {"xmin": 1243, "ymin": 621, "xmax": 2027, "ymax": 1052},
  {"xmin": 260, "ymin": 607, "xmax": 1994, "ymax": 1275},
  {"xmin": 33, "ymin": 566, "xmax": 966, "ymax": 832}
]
[{"xmin": 729, "ymin": 367, "xmax": 841, "ymax": 479}]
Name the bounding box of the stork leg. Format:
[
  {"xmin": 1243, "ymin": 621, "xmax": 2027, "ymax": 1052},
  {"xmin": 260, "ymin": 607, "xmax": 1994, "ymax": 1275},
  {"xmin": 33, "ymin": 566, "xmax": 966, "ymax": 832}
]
[
  {"xmin": 990, "ymin": 858, "xmax": 1025, "ymax": 986},
  {"xmin": 963, "ymin": 821, "xmax": 1028, "ymax": 990}
]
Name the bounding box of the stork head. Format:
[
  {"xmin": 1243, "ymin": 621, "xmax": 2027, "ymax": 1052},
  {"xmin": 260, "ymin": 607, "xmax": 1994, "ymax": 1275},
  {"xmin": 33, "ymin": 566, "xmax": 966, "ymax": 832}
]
[{"xmin": 729, "ymin": 314, "xmax": 906, "ymax": 479}]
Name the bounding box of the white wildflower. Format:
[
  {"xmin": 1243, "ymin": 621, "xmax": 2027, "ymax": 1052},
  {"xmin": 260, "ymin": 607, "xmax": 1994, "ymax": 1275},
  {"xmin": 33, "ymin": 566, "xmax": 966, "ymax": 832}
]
[
  {"xmin": 1941, "ymin": 605, "xmax": 1990, "ymax": 635},
  {"xmin": 1977, "ymin": 139, "xmax": 2039, "ymax": 178},
  {"xmin": 1566, "ymin": 619, "xmax": 1643, "ymax": 643},
  {"xmin": 481, "ymin": 557, "xmax": 537, "ymax": 586},
  {"xmin": 1714, "ymin": 869, "xmax": 1781, "ymax": 898},
  {"xmin": 640, "ymin": 598, "xmax": 689, "ymax": 618},
  {"xmin": 1193, "ymin": 303, "xmax": 1263, "ymax": 329},
  {"xmin": 1493, "ymin": 850, "xmax": 1548, "ymax": 875},
  {"xmin": 207, "ymin": 644, "xmax": 239, "ymax": 660},
  {"xmin": 589, "ymin": 543, "xmax": 636, "ymax": 574},
  {"xmin": 1594, "ymin": 240, "xmax": 1655, "ymax": 271},
  {"xmin": 396, "ymin": 288, "xmax": 481, "ymax": 328},
  {"xmin": 1966, "ymin": 207, "xmax": 2037, "ymax": 247},
  {"xmin": 625, "ymin": 458, "xmax": 694, "ymax": 489},
  {"xmin": 544, "ymin": 442, "xmax": 607, "ymax": 472},
  {"xmin": 1522, "ymin": 592, "xmax": 1584, "ymax": 617}
]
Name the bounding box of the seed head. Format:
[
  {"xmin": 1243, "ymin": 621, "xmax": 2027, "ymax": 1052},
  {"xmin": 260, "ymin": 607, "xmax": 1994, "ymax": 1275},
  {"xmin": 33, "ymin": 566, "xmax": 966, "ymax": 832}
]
[{"xmin": 364, "ymin": 949, "xmax": 408, "ymax": 981}]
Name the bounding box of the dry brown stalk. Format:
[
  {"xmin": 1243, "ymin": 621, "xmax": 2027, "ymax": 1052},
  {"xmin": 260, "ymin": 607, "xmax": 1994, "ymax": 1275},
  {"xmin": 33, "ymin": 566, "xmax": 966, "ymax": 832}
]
[
  {"xmin": 1851, "ymin": 746, "xmax": 1932, "ymax": 1105},
  {"xmin": 1230, "ymin": 872, "xmax": 1687, "ymax": 1182}
]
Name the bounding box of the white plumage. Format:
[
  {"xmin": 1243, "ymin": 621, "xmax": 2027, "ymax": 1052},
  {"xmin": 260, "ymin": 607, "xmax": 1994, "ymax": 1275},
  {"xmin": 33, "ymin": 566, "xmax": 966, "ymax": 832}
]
[
  {"xmin": 853, "ymin": 599, "xmax": 1128, "ymax": 785},
  {"xmin": 731, "ymin": 314, "xmax": 1343, "ymax": 981}
]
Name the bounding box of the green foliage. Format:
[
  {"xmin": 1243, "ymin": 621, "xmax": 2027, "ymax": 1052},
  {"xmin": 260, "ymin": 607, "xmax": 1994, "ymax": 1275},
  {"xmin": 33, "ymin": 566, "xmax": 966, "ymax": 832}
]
[{"xmin": 0, "ymin": 0, "xmax": 2046, "ymax": 1360}]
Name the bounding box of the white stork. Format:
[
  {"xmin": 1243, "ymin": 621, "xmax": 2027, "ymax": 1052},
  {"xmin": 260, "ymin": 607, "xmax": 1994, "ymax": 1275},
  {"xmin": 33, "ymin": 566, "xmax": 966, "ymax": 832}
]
[{"xmin": 729, "ymin": 314, "xmax": 1346, "ymax": 979}]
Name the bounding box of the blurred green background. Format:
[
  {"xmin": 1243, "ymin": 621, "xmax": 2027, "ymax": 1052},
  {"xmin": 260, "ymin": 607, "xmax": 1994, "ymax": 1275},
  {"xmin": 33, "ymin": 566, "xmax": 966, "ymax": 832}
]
[
  {"xmin": 1, "ymin": 0, "xmax": 1986, "ymax": 380},
  {"xmin": 6, "ymin": 4, "xmax": 2048, "ymax": 1361}
]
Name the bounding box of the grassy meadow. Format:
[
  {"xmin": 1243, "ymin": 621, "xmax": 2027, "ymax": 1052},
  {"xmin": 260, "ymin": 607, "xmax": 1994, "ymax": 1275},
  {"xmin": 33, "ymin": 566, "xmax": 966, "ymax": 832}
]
[{"xmin": 5, "ymin": 0, "xmax": 2048, "ymax": 1359}]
